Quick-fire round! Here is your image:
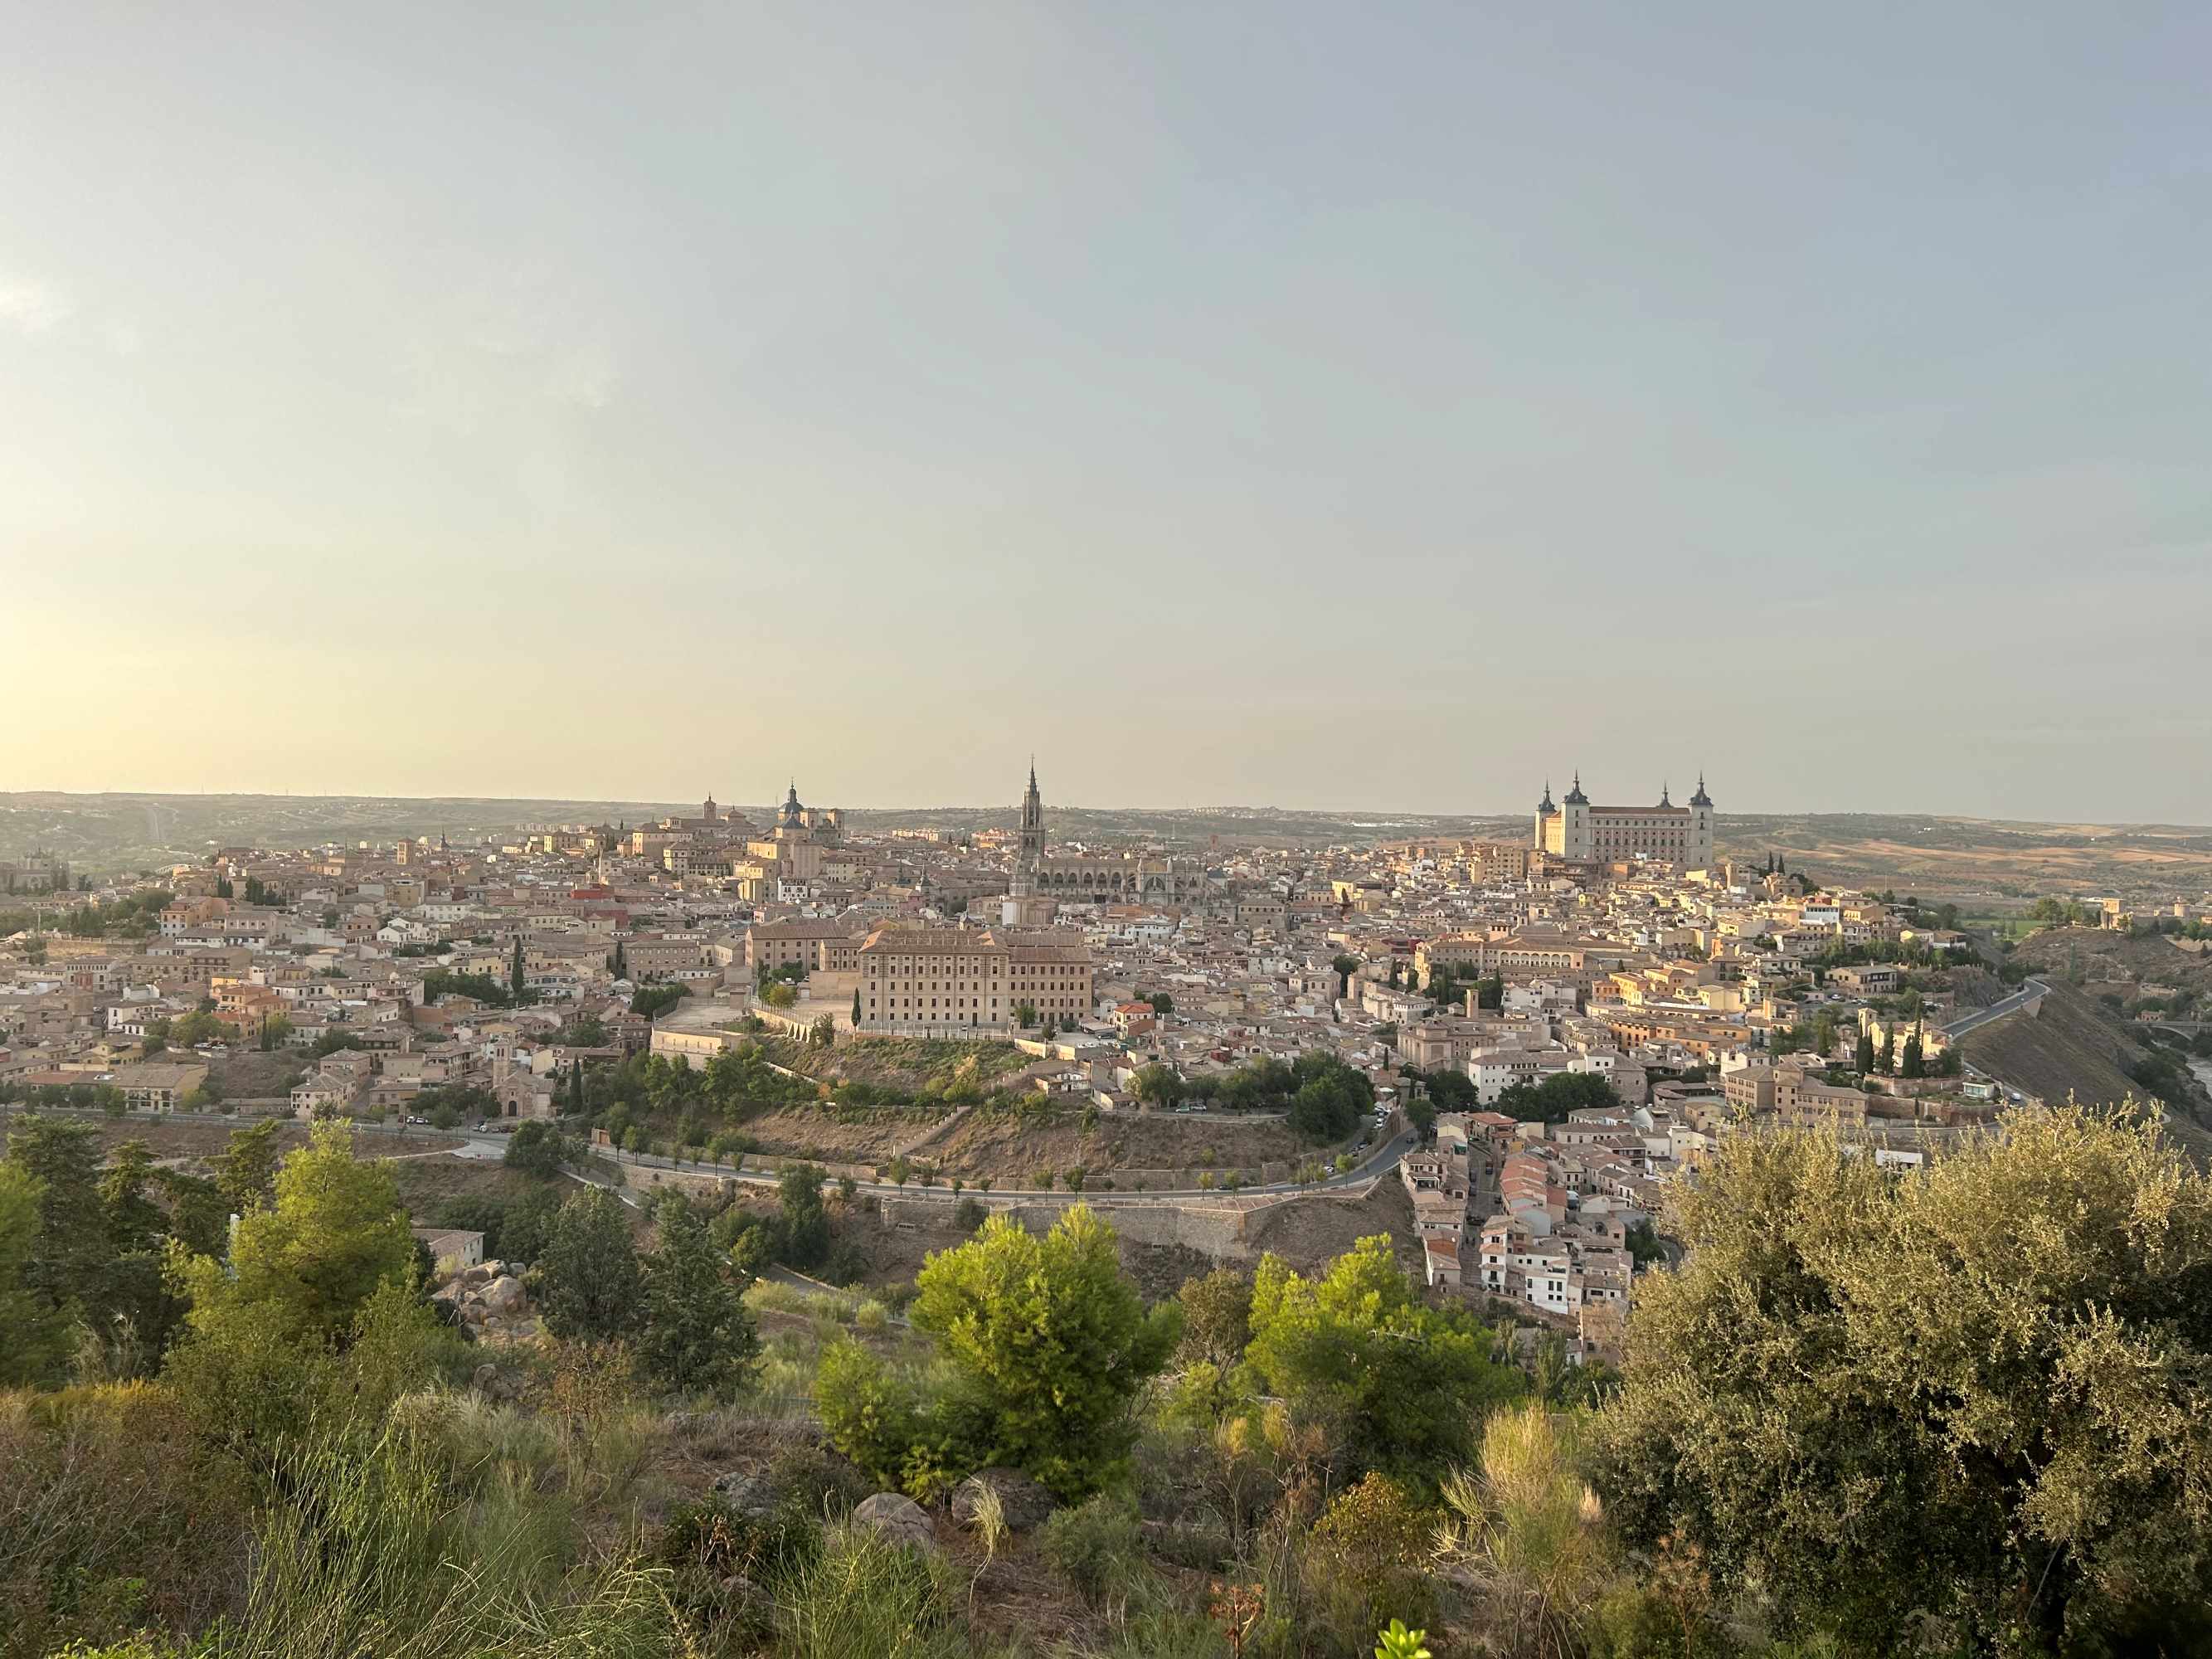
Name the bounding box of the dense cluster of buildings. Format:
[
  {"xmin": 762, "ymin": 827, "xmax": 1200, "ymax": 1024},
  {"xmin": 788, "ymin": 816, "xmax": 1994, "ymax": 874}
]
[{"xmin": 8, "ymin": 764, "xmax": 2196, "ymax": 1363}]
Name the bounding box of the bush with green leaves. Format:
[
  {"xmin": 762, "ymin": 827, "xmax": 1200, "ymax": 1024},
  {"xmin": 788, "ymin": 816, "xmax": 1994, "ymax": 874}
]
[
  {"xmin": 1304, "ymin": 1473, "xmax": 1437, "ymax": 1652},
  {"xmin": 656, "ymin": 1488, "xmax": 822, "ymax": 1584},
  {"xmin": 1038, "ymin": 1494, "xmax": 1144, "ymax": 1605},
  {"xmin": 1596, "ymin": 1105, "xmax": 2212, "ymax": 1653},
  {"xmin": 909, "ymin": 1204, "xmax": 1180, "ymax": 1498},
  {"xmin": 1246, "ymin": 1234, "xmax": 1520, "ymax": 1486}
]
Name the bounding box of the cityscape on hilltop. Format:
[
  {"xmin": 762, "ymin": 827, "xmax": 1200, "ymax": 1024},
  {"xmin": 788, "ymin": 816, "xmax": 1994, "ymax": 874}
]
[{"xmin": 10, "ymin": 2, "xmax": 2212, "ymax": 1651}]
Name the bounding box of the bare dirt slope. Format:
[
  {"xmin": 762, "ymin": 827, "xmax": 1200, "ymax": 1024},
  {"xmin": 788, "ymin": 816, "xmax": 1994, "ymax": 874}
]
[
  {"xmin": 1962, "ymin": 981, "xmax": 2147, "ymax": 1109},
  {"xmin": 1245, "ymin": 1178, "xmax": 1422, "ymax": 1278},
  {"xmin": 732, "ymin": 1102, "xmax": 1317, "ymax": 1181}
]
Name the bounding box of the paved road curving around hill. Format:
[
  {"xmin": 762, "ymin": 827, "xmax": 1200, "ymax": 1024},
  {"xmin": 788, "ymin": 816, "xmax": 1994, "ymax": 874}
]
[{"xmin": 1941, "ymin": 977, "xmax": 2050, "ymax": 1040}]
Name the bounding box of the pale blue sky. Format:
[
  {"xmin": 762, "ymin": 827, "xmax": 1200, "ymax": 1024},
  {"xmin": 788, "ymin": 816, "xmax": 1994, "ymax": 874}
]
[{"xmin": 3, "ymin": 2, "xmax": 2207, "ymax": 820}]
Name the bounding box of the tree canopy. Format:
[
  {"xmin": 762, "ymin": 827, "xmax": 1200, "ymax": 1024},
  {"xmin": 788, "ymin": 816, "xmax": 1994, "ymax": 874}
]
[
  {"xmin": 636, "ymin": 1194, "xmax": 758, "ymax": 1397},
  {"xmin": 1595, "ymin": 1106, "xmax": 2212, "ymax": 1652},
  {"xmin": 1246, "ymin": 1233, "xmax": 1519, "ymax": 1484},
  {"xmin": 908, "ymin": 1204, "xmax": 1180, "ymax": 1497},
  {"xmin": 173, "ymin": 1122, "xmax": 418, "ymax": 1347},
  {"xmin": 532, "ymin": 1185, "xmax": 644, "ymax": 1343},
  {"xmin": 1492, "ymin": 1070, "xmax": 1621, "ymax": 1122}
]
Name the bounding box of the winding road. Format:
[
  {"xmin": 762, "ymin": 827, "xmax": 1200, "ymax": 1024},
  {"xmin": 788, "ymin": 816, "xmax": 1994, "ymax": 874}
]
[{"xmin": 1941, "ymin": 977, "xmax": 2050, "ymax": 1041}]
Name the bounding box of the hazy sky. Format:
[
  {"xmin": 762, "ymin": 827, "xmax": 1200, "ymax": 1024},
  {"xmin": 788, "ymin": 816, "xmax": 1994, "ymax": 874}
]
[{"xmin": 4, "ymin": 2, "xmax": 2208, "ymax": 822}]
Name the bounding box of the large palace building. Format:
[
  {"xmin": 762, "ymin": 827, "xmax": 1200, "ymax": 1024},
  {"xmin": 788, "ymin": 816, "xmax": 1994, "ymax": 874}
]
[
  {"xmin": 856, "ymin": 924, "xmax": 1094, "ymax": 1034},
  {"xmin": 1534, "ymin": 773, "xmax": 1716, "ymax": 868}
]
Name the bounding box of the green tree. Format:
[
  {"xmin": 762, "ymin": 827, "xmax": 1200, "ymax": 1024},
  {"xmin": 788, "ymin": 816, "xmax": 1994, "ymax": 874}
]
[
  {"xmin": 257, "ymin": 1012, "xmax": 294, "ymax": 1052},
  {"xmin": 503, "ymin": 1118, "xmax": 566, "ymax": 1177},
  {"xmin": 509, "ymin": 937, "xmax": 527, "ymax": 1002},
  {"xmin": 1854, "ymin": 1028, "xmax": 1876, "ymax": 1074},
  {"xmin": 157, "ymin": 1164, "xmax": 229, "ymax": 1258},
  {"xmin": 1284, "ymin": 1053, "xmax": 1374, "ymax": 1142},
  {"xmin": 636, "ymin": 1194, "xmax": 759, "ymax": 1396},
  {"xmin": 0, "ymin": 1161, "xmax": 72, "ymax": 1384},
  {"xmin": 852, "ymin": 988, "xmax": 862, "ymax": 1026},
  {"xmin": 1130, "ymin": 1063, "xmax": 1186, "ymax": 1111},
  {"xmin": 6, "ymin": 1115, "xmax": 116, "ymax": 1342},
  {"xmin": 1148, "ymin": 991, "xmax": 1174, "ymax": 1016},
  {"xmin": 216, "ymin": 1118, "xmax": 284, "ymax": 1217},
  {"xmin": 1493, "ymin": 1070, "xmax": 1621, "ymax": 1124},
  {"xmin": 533, "ymin": 1185, "xmax": 644, "ymax": 1342},
  {"xmin": 1247, "ymin": 1234, "xmax": 1519, "ymax": 1484},
  {"xmin": 171, "ymin": 1122, "xmax": 416, "ymax": 1345},
  {"xmin": 171, "ymin": 1010, "xmax": 222, "ymax": 1047},
  {"xmin": 1174, "ymin": 1265, "xmax": 1253, "ymax": 1373},
  {"xmin": 773, "ymin": 1162, "xmax": 832, "ymax": 1270},
  {"xmin": 1596, "ymin": 1107, "xmax": 2212, "ymax": 1652},
  {"xmin": 1900, "ymin": 1024, "xmax": 1926, "ymax": 1078},
  {"xmin": 911, "ymin": 1204, "xmax": 1180, "ymax": 1497}
]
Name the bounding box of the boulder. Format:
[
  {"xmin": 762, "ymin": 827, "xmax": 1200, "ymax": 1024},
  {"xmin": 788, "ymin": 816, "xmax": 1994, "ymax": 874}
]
[
  {"xmin": 460, "ymin": 1301, "xmax": 489, "ymax": 1326},
  {"xmin": 951, "ymin": 1467, "xmax": 1056, "ymax": 1534},
  {"xmin": 482, "ymin": 1275, "xmax": 526, "ymax": 1313},
  {"xmin": 852, "ymin": 1491, "xmax": 936, "ymax": 1555},
  {"xmin": 471, "ymin": 1362, "xmax": 500, "ymax": 1394}
]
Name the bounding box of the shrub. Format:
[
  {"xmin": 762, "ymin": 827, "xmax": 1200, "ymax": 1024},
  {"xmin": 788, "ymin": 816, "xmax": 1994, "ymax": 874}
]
[
  {"xmin": 775, "ymin": 1524, "xmax": 963, "ymax": 1659},
  {"xmin": 0, "ymin": 1384, "xmax": 255, "ymax": 1659},
  {"xmin": 1038, "ymin": 1494, "xmax": 1143, "ymax": 1605},
  {"xmin": 814, "ymin": 1339, "xmax": 924, "ymax": 1491},
  {"xmin": 767, "ymin": 1443, "xmax": 875, "ymax": 1519},
  {"xmin": 1305, "ymin": 1472, "xmax": 1437, "ymax": 1645},
  {"xmin": 656, "ymin": 1490, "xmax": 820, "ymax": 1583}
]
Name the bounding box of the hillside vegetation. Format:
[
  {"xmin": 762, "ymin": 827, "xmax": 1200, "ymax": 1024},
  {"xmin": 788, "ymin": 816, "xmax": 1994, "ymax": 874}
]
[{"xmin": 4, "ymin": 1107, "xmax": 2209, "ymax": 1658}]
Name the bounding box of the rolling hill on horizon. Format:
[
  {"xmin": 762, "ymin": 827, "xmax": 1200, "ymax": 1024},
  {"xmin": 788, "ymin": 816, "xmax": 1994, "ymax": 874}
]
[{"xmin": 4, "ymin": 791, "xmax": 2209, "ymax": 902}]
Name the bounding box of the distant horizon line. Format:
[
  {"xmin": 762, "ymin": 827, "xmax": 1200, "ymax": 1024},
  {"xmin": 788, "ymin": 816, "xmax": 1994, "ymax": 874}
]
[{"xmin": 1, "ymin": 787, "xmax": 2207, "ymax": 835}]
